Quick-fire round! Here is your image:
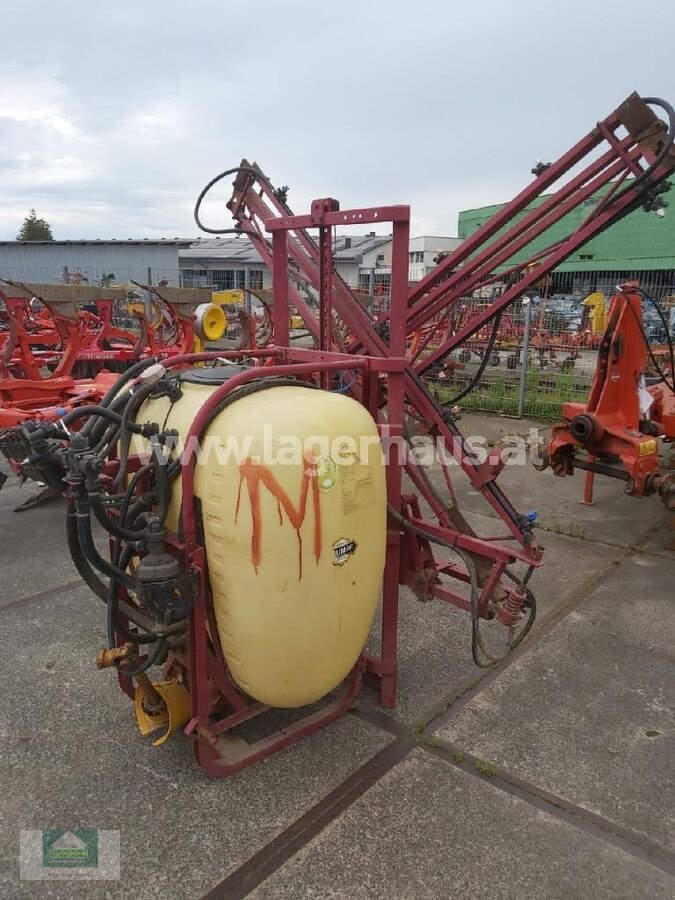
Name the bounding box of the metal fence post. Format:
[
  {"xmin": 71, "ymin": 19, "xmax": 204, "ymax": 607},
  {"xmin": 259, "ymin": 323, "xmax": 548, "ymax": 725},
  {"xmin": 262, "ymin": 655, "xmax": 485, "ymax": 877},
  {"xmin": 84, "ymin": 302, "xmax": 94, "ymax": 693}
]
[
  {"xmin": 517, "ymin": 297, "xmax": 532, "ymax": 417},
  {"xmin": 144, "ymin": 266, "xmax": 153, "ymax": 319}
]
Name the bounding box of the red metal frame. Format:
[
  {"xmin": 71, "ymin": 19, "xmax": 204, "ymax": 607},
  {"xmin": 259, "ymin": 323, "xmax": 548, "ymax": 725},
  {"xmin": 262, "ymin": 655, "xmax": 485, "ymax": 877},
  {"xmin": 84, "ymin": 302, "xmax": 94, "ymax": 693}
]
[
  {"xmin": 30, "ymin": 91, "xmax": 675, "ymax": 775},
  {"xmin": 161, "ymin": 204, "xmax": 409, "ymax": 771},
  {"xmin": 226, "ymin": 95, "xmax": 675, "ymax": 383},
  {"xmin": 94, "ymin": 201, "xmax": 541, "ymax": 776},
  {"xmin": 100, "ymin": 202, "xmax": 546, "ymax": 777}
]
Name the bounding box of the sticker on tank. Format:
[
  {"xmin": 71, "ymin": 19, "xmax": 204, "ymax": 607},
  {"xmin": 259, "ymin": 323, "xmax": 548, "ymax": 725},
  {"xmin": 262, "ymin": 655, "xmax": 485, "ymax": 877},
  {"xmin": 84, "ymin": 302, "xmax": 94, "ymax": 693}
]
[{"xmin": 332, "ymin": 537, "xmax": 357, "ymax": 566}]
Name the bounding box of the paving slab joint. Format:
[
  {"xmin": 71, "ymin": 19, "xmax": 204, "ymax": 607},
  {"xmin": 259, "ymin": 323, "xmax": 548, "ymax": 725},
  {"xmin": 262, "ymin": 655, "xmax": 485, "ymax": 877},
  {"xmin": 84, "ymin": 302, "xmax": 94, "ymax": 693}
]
[{"xmin": 418, "ymin": 737, "xmax": 675, "ymax": 877}]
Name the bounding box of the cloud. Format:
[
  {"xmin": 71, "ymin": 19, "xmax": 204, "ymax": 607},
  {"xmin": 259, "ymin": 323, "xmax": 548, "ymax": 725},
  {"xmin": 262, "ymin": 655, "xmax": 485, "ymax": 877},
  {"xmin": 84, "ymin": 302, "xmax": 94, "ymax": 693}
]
[{"xmin": 1, "ymin": 0, "xmax": 673, "ymax": 240}]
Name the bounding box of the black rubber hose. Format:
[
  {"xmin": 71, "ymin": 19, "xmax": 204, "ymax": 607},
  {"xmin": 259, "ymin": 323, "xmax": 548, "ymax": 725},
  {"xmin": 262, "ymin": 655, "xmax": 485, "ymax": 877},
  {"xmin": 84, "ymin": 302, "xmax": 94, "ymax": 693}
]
[
  {"xmin": 388, "ymin": 504, "xmax": 536, "ymax": 666},
  {"xmin": 67, "ymin": 500, "xmax": 177, "ymax": 644},
  {"xmin": 94, "ymin": 425, "xmax": 120, "ymax": 460},
  {"xmin": 61, "ymin": 405, "xmax": 149, "ymax": 434},
  {"xmin": 447, "ymin": 311, "xmax": 503, "ymax": 405},
  {"xmin": 113, "ymin": 380, "xmax": 167, "ymax": 489},
  {"xmin": 91, "ymin": 494, "xmax": 147, "ymax": 541},
  {"xmin": 193, "ymin": 165, "xmax": 274, "ymax": 235},
  {"xmin": 91, "ymin": 459, "xmax": 155, "ymax": 545},
  {"xmin": 75, "ymin": 504, "xmax": 137, "ymax": 588},
  {"xmin": 603, "ymin": 97, "xmax": 675, "ymax": 210},
  {"xmin": 107, "ymin": 542, "xmax": 130, "ymax": 647},
  {"xmin": 407, "ymin": 367, "xmax": 523, "ymax": 530},
  {"xmin": 66, "ymin": 502, "xmax": 110, "ymax": 603},
  {"xmin": 125, "ymin": 496, "xmax": 155, "ymax": 529},
  {"xmin": 625, "ymin": 293, "xmax": 675, "ymax": 393},
  {"xmin": 120, "ymin": 637, "xmax": 167, "ymax": 677},
  {"xmin": 637, "ymin": 289, "xmax": 675, "ymax": 387},
  {"xmin": 89, "ymin": 390, "xmax": 132, "ymax": 450},
  {"xmin": 150, "ymin": 443, "xmax": 171, "ymax": 526},
  {"xmin": 107, "ymin": 463, "xmax": 164, "ymax": 647},
  {"xmin": 81, "ymin": 356, "xmax": 162, "ymax": 435}
]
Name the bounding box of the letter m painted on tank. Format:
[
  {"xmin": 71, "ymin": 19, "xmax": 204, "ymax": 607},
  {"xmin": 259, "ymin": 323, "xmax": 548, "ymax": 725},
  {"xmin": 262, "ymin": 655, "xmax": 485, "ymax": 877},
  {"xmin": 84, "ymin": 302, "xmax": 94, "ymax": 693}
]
[{"xmin": 235, "ymin": 455, "xmax": 321, "ymax": 579}]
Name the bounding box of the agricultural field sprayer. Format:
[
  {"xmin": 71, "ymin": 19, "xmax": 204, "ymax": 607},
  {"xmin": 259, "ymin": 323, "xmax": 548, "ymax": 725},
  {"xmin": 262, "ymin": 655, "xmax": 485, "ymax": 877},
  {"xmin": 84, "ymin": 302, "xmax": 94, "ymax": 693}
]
[{"xmin": 21, "ymin": 91, "xmax": 675, "ymax": 776}]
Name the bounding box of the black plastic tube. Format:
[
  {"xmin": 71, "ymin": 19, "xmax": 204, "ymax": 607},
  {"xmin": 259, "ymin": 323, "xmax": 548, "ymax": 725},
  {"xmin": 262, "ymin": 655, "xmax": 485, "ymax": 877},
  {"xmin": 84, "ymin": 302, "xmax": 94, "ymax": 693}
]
[
  {"xmin": 61, "ymin": 405, "xmax": 148, "ymax": 434},
  {"xmin": 113, "ymin": 380, "xmax": 167, "ymax": 488},
  {"xmin": 81, "ymin": 356, "xmax": 162, "ymax": 435},
  {"xmin": 75, "ymin": 505, "xmax": 137, "ymax": 588},
  {"xmin": 91, "ymin": 495, "xmax": 147, "ymax": 541},
  {"xmin": 66, "ymin": 503, "xmax": 110, "ymax": 603}
]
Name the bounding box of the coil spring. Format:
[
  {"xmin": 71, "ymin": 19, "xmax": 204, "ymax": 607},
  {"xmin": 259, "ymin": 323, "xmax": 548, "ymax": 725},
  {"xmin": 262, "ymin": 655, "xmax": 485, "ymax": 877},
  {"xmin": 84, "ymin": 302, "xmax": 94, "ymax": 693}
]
[{"xmin": 497, "ymin": 585, "xmax": 527, "ymax": 628}]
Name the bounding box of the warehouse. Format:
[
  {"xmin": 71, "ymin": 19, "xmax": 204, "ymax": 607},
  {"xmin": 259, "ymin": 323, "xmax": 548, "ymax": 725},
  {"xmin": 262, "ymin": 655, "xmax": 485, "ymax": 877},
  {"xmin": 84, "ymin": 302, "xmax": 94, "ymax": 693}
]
[
  {"xmin": 179, "ymin": 232, "xmax": 394, "ymax": 291},
  {"xmin": 458, "ymin": 187, "xmax": 675, "ymax": 297},
  {"xmin": 0, "ymin": 239, "xmax": 191, "ymax": 286}
]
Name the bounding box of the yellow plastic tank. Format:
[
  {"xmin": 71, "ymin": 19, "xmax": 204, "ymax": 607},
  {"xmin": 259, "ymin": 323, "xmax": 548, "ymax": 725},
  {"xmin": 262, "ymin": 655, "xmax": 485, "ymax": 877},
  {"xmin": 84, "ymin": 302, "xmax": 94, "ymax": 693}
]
[{"xmin": 136, "ymin": 372, "xmax": 387, "ymax": 708}]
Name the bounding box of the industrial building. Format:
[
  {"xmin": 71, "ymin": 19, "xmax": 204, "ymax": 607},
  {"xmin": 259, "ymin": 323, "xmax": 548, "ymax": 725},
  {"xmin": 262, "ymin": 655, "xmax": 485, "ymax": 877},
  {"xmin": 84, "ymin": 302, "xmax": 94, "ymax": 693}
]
[
  {"xmin": 0, "ymin": 233, "xmax": 398, "ymax": 291},
  {"xmin": 179, "ymin": 232, "xmax": 394, "ymax": 291},
  {"xmin": 458, "ymin": 188, "xmax": 675, "ymax": 296},
  {"xmin": 0, "ymin": 239, "xmax": 192, "ymax": 286},
  {"xmin": 0, "ymin": 233, "xmax": 468, "ymax": 292}
]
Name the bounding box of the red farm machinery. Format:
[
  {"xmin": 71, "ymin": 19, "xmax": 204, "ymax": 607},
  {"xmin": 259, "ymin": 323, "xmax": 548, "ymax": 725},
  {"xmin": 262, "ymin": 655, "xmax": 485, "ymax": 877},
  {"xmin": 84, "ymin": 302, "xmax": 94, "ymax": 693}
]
[
  {"xmin": 0, "ymin": 281, "xmax": 274, "ymax": 489},
  {"xmin": 19, "ymin": 91, "xmax": 675, "ymax": 775}
]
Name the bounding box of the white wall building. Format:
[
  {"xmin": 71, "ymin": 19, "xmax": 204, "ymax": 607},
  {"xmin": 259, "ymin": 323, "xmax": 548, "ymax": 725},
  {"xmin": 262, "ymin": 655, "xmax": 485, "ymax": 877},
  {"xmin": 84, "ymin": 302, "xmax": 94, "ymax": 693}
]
[
  {"xmin": 179, "ymin": 233, "xmax": 463, "ymax": 293},
  {"xmin": 407, "ymin": 236, "xmax": 464, "ymax": 282},
  {"xmin": 0, "ymin": 233, "xmax": 463, "ymax": 294},
  {"xmin": 178, "ymin": 233, "xmax": 394, "ymax": 292}
]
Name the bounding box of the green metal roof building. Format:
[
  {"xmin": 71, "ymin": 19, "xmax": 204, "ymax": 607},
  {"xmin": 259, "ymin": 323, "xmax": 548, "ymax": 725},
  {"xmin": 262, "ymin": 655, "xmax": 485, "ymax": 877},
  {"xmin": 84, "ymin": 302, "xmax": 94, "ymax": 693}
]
[{"xmin": 458, "ymin": 186, "xmax": 675, "ymax": 285}]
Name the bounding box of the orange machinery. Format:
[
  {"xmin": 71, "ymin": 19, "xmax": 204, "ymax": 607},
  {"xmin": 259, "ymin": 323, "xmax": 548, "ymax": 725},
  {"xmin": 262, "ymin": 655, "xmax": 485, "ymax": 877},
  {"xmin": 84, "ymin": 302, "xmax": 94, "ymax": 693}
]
[{"xmin": 536, "ymin": 281, "xmax": 674, "ymax": 513}]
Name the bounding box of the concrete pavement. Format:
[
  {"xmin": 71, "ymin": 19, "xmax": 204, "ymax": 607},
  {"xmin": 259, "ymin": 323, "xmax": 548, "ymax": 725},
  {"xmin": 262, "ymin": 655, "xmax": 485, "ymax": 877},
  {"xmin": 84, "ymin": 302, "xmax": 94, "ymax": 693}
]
[{"xmin": 0, "ymin": 413, "xmax": 673, "ymax": 899}]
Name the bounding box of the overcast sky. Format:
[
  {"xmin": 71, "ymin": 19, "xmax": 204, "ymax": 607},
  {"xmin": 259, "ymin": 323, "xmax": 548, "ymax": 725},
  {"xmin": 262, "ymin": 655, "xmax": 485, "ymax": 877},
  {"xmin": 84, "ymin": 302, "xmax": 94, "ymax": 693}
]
[{"xmin": 1, "ymin": 0, "xmax": 673, "ymax": 241}]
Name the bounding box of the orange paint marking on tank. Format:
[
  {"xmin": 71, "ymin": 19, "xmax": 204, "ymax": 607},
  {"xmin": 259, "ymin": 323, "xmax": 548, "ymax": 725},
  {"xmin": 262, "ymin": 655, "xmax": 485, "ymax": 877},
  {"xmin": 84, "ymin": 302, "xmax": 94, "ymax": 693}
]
[{"xmin": 235, "ymin": 454, "xmax": 321, "ymax": 578}]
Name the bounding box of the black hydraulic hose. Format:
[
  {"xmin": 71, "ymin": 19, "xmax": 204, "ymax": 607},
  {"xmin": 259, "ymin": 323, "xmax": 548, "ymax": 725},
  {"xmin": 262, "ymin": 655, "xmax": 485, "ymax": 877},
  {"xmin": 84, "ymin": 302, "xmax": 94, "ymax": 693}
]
[
  {"xmin": 150, "ymin": 442, "xmax": 171, "ymax": 526},
  {"xmin": 61, "ymin": 405, "xmax": 149, "ymax": 434},
  {"xmin": 107, "ymin": 544, "xmax": 144, "ymax": 647},
  {"xmin": 407, "ymin": 368, "xmax": 480, "ymax": 470},
  {"xmin": 67, "ymin": 500, "xmax": 179, "ymax": 643},
  {"xmin": 389, "ymin": 504, "xmax": 536, "ymax": 667},
  {"xmin": 91, "ymin": 494, "xmax": 147, "ymax": 541},
  {"xmin": 94, "ymin": 425, "xmax": 120, "ymax": 459},
  {"xmin": 89, "ymin": 390, "xmax": 132, "ymax": 450},
  {"xmin": 407, "ymin": 368, "xmax": 523, "ymax": 529},
  {"xmin": 75, "ymin": 504, "xmax": 137, "ymax": 588},
  {"xmin": 193, "ymin": 165, "xmax": 275, "ymax": 235},
  {"xmin": 107, "ymin": 463, "xmax": 167, "ymax": 647},
  {"xmin": 637, "ymin": 289, "xmax": 675, "ymax": 388},
  {"xmin": 81, "ymin": 356, "xmax": 162, "ymax": 435},
  {"xmin": 113, "ymin": 619, "xmax": 161, "ymax": 645},
  {"xmin": 625, "ymin": 292, "xmax": 675, "ymax": 393},
  {"xmin": 107, "ymin": 541, "xmax": 127, "ymax": 647},
  {"xmin": 121, "ymin": 636, "xmax": 167, "ymax": 677},
  {"xmin": 448, "ymin": 311, "xmax": 503, "ymax": 405},
  {"xmin": 113, "ymin": 379, "xmax": 167, "ymax": 489},
  {"xmin": 124, "ymin": 493, "xmax": 155, "ymax": 529},
  {"xmin": 66, "ymin": 502, "xmax": 110, "ymax": 603}
]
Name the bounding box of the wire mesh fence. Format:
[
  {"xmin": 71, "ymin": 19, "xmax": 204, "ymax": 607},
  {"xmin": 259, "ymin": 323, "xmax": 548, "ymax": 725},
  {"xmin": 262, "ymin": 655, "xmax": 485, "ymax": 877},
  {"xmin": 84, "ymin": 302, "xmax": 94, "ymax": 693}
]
[
  {"xmin": 1, "ymin": 256, "xmax": 673, "ymax": 422},
  {"xmin": 0, "ymin": 266, "xmax": 185, "ymax": 288},
  {"xmin": 340, "ymin": 267, "xmax": 675, "ymax": 421},
  {"xmin": 0, "ymin": 265, "xmax": 270, "ymax": 292}
]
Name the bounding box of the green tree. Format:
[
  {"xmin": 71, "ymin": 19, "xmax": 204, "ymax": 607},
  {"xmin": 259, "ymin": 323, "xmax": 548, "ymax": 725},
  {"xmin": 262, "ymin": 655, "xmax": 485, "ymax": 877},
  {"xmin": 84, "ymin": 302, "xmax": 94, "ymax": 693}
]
[{"xmin": 17, "ymin": 209, "xmax": 54, "ymax": 241}]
